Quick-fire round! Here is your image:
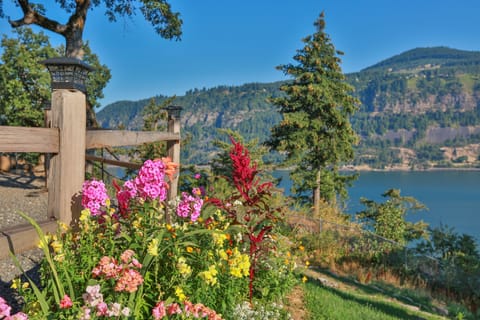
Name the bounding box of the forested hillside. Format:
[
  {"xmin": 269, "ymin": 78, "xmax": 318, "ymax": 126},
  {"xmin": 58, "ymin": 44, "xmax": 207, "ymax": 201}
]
[{"xmin": 97, "ymin": 47, "xmax": 480, "ymax": 168}]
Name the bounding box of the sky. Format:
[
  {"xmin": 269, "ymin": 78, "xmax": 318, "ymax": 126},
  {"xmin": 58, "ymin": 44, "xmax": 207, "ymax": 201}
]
[{"xmin": 1, "ymin": 0, "xmax": 480, "ymax": 108}]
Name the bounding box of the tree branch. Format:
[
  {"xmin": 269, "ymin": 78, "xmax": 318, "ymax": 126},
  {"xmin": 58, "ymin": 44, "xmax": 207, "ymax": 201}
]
[{"xmin": 8, "ymin": 0, "xmax": 67, "ymax": 35}]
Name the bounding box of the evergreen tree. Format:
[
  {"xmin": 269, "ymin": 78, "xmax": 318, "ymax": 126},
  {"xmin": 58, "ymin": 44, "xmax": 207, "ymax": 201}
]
[{"xmin": 267, "ymin": 12, "xmax": 359, "ymax": 214}]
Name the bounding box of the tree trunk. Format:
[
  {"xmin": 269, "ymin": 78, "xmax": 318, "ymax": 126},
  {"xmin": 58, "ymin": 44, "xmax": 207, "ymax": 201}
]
[
  {"xmin": 313, "ymin": 168, "xmax": 321, "ymax": 216},
  {"xmin": 65, "ymin": 23, "xmax": 85, "ymax": 58}
]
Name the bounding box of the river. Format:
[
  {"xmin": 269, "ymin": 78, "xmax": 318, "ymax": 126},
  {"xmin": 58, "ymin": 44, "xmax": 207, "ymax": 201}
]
[{"xmin": 273, "ymin": 170, "xmax": 480, "ymax": 241}]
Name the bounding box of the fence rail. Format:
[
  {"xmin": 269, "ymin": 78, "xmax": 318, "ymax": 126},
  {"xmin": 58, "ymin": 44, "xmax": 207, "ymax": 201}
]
[{"xmin": 0, "ymin": 90, "xmax": 181, "ymax": 259}]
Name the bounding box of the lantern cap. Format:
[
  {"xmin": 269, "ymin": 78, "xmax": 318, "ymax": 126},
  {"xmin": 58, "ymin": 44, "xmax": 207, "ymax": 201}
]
[
  {"xmin": 41, "ymin": 57, "xmax": 94, "ymax": 93},
  {"xmin": 165, "ymin": 105, "xmax": 183, "ymax": 119}
]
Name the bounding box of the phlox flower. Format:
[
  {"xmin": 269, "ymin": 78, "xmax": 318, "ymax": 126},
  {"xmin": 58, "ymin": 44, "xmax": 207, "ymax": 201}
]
[
  {"xmin": 59, "ymin": 294, "xmax": 73, "ymax": 309},
  {"xmin": 81, "ymin": 179, "xmax": 109, "ymax": 216},
  {"xmin": 0, "ymin": 297, "xmax": 12, "ymax": 317},
  {"xmin": 177, "ymin": 191, "xmax": 204, "ymax": 222},
  {"xmin": 135, "ymin": 159, "xmax": 169, "ymax": 201}
]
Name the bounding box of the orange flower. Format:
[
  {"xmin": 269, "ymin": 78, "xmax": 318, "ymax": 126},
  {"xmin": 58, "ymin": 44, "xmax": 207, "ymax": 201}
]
[{"xmin": 158, "ymin": 157, "xmax": 179, "ymax": 181}]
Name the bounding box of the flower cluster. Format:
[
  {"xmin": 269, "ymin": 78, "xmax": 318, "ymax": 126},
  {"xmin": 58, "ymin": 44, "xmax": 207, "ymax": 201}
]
[
  {"xmin": 81, "ymin": 285, "xmax": 130, "ymax": 319},
  {"xmin": 113, "ymin": 158, "xmax": 179, "ymax": 214},
  {"xmin": 0, "ymin": 297, "xmax": 28, "ymax": 320},
  {"xmin": 198, "ymin": 265, "xmax": 218, "ymax": 286},
  {"xmin": 81, "ymin": 179, "xmax": 109, "ymax": 216},
  {"xmin": 177, "ymin": 189, "xmax": 203, "ymax": 222},
  {"xmin": 152, "ymin": 300, "xmax": 223, "ymax": 320},
  {"xmin": 91, "ymin": 250, "xmax": 143, "ymax": 293}
]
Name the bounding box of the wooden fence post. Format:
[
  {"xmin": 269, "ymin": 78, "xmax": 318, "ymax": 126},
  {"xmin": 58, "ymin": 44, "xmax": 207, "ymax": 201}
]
[
  {"xmin": 166, "ymin": 106, "xmax": 182, "ymax": 222},
  {"xmin": 47, "ymin": 90, "xmax": 86, "ymax": 225}
]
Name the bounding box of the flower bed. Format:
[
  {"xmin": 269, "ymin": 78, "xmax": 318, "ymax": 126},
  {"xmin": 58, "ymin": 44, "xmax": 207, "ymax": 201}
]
[{"xmin": 5, "ymin": 139, "xmax": 297, "ymax": 319}]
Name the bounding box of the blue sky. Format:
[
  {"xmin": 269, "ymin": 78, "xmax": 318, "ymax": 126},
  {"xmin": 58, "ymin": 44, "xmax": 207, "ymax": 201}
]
[{"xmin": 2, "ymin": 0, "xmax": 480, "ymax": 107}]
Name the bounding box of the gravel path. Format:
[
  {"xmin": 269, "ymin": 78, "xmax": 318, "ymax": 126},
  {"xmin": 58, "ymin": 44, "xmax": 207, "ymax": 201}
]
[{"xmin": 0, "ymin": 171, "xmax": 47, "ymax": 310}]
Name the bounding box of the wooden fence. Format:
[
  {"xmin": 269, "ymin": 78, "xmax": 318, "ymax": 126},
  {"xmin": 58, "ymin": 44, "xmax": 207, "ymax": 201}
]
[{"xmin": 0, "ymin": 89, "xmax": 181, "ymax": 259}]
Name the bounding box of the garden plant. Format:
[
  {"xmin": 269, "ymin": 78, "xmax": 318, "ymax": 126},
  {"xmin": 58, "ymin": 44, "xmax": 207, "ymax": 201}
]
[{"xmin": 4, "ymin": 139, "xmax": 297, "ymax": 319}]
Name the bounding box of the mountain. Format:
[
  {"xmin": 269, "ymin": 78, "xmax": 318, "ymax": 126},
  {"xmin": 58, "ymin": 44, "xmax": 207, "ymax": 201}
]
[{"xmin": 97, "ymin": 47, "xmax": 480, "ymax": 169}]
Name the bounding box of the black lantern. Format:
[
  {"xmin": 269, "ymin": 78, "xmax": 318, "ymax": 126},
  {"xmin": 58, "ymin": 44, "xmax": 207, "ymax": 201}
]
[
  {"xmin": 165, "ymin": 105, "xmax": 183, "ymax": 119},
  {"xmin": 41, "ymin": 57, "xmax": 94, "ymax": 93}
]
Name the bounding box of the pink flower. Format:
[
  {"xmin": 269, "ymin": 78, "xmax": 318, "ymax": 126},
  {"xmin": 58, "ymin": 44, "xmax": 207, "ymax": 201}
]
[
  {"xmin": 92, "ymin": 256, "xmax": 120, "ymax": 279},
  {"xmin": 135, "ymin": 159, "xmax": 169, "ymax": 201},
  {"xmin": 114, "ymin": 269, "xmax": 143, "ymax": 293},
  {"xmin": 96, "ymin": 302, "xmax": 108, "ymax": 316},
  {"xmin": 81, "ymin": 179, "xmax": 109, "ymax": 216},
  {"xmin": 177, "ymin": 191, "xmax": 203, "ymax": 222},
  {"xmin": 59, "ymin": 294, "xmax": 73, "ymax": 309},
  {"xmin": 120, "ymin": 249, "xmax": 134, "ymax": 264},
  {"xmin": 166, "ymin": 303, "xmax": 182, "ymax": 316},
  {"xmin": 152, "ymin": 301, "xmax": 166, "ymax": 319},
  {"xmin": 83, "ymin": 285, "xmax": 103, "ymax": 307},
  {"xmin": 10, "ymin": 313, "xmax": 28, "ymax": 320},
  {"xmin": 0, "ymin": 297, "xmax": 12, "ymax": 317},
  {"xmin": 194, "ymin": 173, "xmax": 201, "ymax": 179}
]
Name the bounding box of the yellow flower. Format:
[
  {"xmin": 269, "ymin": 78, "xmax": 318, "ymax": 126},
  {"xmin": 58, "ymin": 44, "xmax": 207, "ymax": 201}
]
[
  {"xmin": 10, "ymin": 278, "xmax": 20, "ymax": 289},
  {"xmin": 58, "ymin": 222, "xmax": 69, "ymax": 233},
  {"xmin": 148, "ymin": 238, "xmax": 159, "ymax": 256},
  {"xmin": 212, "ymin": 231, "xmax": 227, "ymax": 247},
  {"xmin": 198, "ymin": 265, "xmax": 218, "ymax": 286},
  {"xmin": 105, "ymin": 198, "xmax": 111, "ymax": 208},
  {"xmin": 54, "ymin": 253, "xmax": 65, "ymax": 262},
  {"xmin": 79, "ymin": 209, "xmax": 90, "ymax": 222},
  {"xmin": 302, "ymin": 276, "xmax": 308, "ymax": 283},
  {"xmin": 298, "ymin": 245, "xmax": 305, "ymax": 251},
  {"xmin": 305, "ymin": 261, "xmax": 310, "ymax": 267},
  {"xmin": 132, "ymin": 218, "xmax": 142, "ymax": 230},
  {"xmin": 228, "ymin": 248, "xmax": 250, "ymax": 278},
  {"xmin": 22, "ymin": 282, "xmax": 29, "ymax": 289},
  {"xmin": 186, "ymin": 246, "xmax": 194, "ymax": 253},
  {"xmin": 218, "ymin": 249, "xmax": 228, "ymax": 261},
  {"xmin": 177, "ymin": 257, "xmax": 192, "ymax": 277},
  {"xmin": 175, "ymin": 286, "xmax": 187, "ymax": 302}
]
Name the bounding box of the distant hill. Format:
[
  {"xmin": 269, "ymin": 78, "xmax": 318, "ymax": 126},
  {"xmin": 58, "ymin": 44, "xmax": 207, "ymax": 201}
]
[{"xmin": 97, "ymin": 47, "xmax": 480, "ymax": 169}]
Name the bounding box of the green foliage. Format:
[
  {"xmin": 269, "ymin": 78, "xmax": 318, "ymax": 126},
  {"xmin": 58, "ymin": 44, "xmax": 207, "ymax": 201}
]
[
  {"xmin": 303, "ymin": 280, "xmax": 444, "ymax": 320},
  {"xmin": 2, "ymin": 1, "xmax": 182, "ymax": 57},
  {"xmin": 415, "ymin": 224, "xmax": 480, "ymax": 315},
  {"xmin": 356, "ymin": 189, "xmax": 429, "ymax": 248},
  {"xmin": 0, "ymin": 27, "xmax": 111, "ymax": 128},
  {"xmin": 267, "ymin": 12, "xmax": 359, "ymax": 206},
  {"xmin": 0, "ymin": 27, "xmax": 54, "ymax": 127}
]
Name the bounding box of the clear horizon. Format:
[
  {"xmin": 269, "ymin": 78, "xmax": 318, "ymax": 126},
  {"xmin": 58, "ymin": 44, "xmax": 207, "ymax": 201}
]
[{"xmin": 1, "ymin": 0, "xmax": 480, "ymax": 107}]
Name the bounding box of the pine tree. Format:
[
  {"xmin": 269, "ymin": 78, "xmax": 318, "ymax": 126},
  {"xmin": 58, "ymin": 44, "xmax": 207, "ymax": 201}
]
[{"xmin": 267, "ymin": 12, "xmax": 359, "ymax": 214}]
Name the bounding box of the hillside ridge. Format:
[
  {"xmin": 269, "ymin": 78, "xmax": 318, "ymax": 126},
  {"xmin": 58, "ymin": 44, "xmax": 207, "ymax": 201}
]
[{"xmin": 97, "ymin": 47, "xmax": 480, "ymax": 168}]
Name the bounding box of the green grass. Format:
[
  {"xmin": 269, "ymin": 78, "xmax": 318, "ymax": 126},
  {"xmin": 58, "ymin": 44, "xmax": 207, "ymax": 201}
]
[{"xmin": 303, "ymin": 279, "xmax": 447, "ymax": 320}]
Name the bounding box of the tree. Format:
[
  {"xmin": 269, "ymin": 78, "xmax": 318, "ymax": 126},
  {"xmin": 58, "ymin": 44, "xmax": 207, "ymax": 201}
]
[
  {"xmin": 0, "ymin": 27, "xmax": 111, "ymax": 127},
  {"xmin": 1, "ymin": 0, "xmax": 182, "ymax": 58},
  {"xmin": 356, "ymin": 189, "xmax": 429, "ymax": 247},
  {"xmin": 267, "ymin": 12, "xmax": 359, "ymax": 214}
]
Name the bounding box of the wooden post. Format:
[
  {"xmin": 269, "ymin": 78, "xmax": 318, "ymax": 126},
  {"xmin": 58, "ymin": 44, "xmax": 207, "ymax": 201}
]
[
  {"xmin": 166, "ymin": 106, "xmax": 182, "ymax": 199},
  {"xmin": 166, "ymin": 106, "xmax": 182, "ymax": 223},
  {"xmin": 47, "ymin": 90, "xmax": 86, "ymax": 225}
]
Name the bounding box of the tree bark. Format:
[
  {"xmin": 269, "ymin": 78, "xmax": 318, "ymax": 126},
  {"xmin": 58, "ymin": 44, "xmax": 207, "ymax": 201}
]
[
  {"xmin": 313, "ymin": 168, "xmax": 321, "ymax": 216},
  {"xmin": 9, "ymin": 0, "xmax": 90, "ymax": 58}
]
